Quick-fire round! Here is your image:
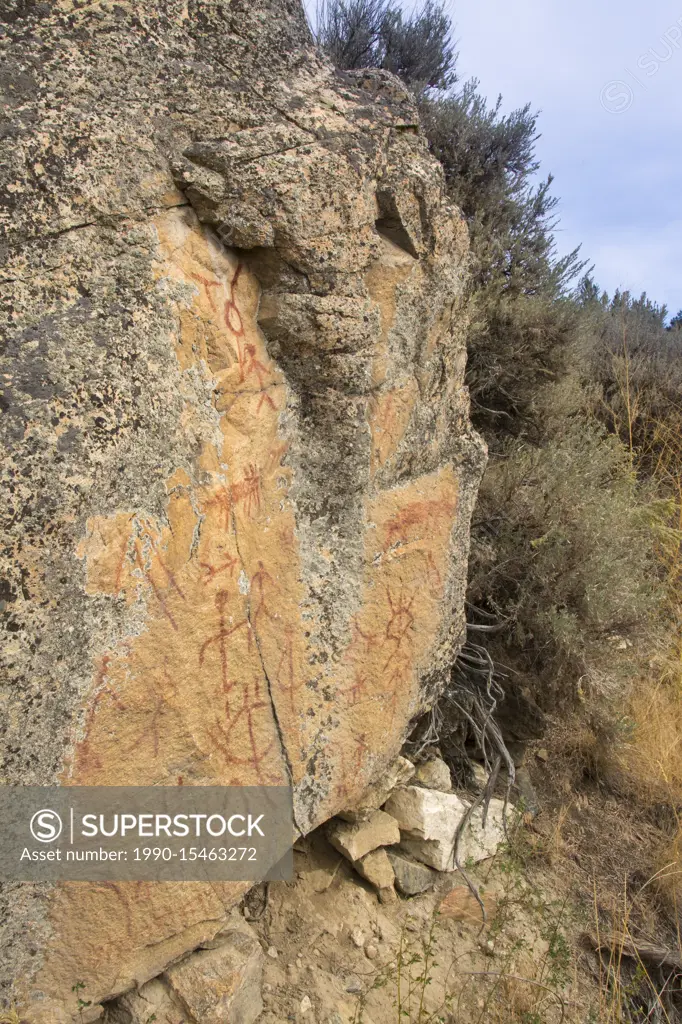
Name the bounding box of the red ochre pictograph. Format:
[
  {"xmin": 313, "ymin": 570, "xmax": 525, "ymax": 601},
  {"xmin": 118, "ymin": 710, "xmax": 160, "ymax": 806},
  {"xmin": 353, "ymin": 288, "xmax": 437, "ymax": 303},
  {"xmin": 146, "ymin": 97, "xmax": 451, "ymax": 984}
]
[{"xmin": 383, "ymin": 585, "xmax": 416, "ymax": 668}]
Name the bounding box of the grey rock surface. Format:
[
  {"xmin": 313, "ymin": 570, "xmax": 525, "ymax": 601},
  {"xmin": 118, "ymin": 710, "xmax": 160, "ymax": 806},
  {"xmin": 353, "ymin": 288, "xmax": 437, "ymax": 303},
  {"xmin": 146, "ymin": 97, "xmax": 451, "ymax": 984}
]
[
  {"xmin": 386, "ymin": 848, "xmax": 438, "ymax": 895},
  {"xmin": 0, "ymin": 0, "xmax": 484, "ymax": 1019}
]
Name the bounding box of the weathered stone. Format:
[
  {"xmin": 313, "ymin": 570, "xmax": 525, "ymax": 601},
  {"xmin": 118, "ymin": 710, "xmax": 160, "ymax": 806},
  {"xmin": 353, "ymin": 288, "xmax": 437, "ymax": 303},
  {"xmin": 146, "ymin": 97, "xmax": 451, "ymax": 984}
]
[
  {"xmin": 385, "ymin": 849, "xmax": 438, "ymax": 896},
  {"xmin": 385, "ymin": 786, "xmax": 507, "ymax": 871},
  {"xmin": 104, "ymin": 978, "xmax": 185, "ymax": 1024},
  {"xmin": 471, "ymin": 763, "xmax": 490, "ymax": 790},
  {"xmin": 514, "ymin": 767, "xmax": 540, "ymax": 818},
  {"xmin": 164, "ymin": 924, "xmax": 264, "ymax": 1024},
  {"xmin": 0, "ymin": 0, "xmax": 484, "ymax": 1018},
  {"xmin": 328, "ymin": 810, "xmax": 400, "ymax": 862},
  {"xmin": 354, "ymin": 847, "xmax": 396, "ymax": 892},
  {"xmin": 507, "ymin": 741, "xmax": 529, "ymax": 767},
  {"xmin": 414, "ymin": 757, "xmax": 452, "ymax": 792},
  {"xmin": 338, "ymin": 756, "xmax": 416, "ymax": 821},
  {"xmin": 494, "ymin": 682, "xmax": 547, "ymax": 743},
  {"xmin": 79, "ymin": 1008, "xmax": 105, "ymax": 1024}
]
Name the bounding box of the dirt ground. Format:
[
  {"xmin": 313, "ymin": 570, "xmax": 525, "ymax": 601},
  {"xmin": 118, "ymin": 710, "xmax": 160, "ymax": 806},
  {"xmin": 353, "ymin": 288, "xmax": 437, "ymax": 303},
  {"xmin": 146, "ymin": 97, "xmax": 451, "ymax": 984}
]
[
  {"xmin": 245, "ymin": 824, "xmax": 590, "ymax": 1024},
  {"xmin": 243, "ymin": 733, "xmax": 682, "ymax": 1024}
]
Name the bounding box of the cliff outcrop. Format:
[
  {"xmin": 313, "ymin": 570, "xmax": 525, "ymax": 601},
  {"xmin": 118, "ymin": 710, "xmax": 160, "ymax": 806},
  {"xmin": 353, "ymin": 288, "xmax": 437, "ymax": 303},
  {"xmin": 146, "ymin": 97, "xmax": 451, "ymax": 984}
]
[{"xmin": 0, "ymin": 1, "xmax": 484, "ymax": 1018}]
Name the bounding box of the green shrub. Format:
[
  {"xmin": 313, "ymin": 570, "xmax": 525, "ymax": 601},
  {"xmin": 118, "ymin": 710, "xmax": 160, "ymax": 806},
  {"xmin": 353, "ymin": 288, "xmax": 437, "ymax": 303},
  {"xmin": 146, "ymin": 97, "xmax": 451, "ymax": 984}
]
[
  {"xmin": 315, "ymin": 0, "xmax": 674, "ymax": 716},
  {"xmin": 468, "ymin": 414, "xmax": 665, "ymax": 700}
]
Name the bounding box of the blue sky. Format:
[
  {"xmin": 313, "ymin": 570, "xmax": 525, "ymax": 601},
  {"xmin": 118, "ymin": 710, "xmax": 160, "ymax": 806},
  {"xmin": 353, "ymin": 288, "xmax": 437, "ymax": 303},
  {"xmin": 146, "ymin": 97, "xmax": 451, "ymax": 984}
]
[
  {"xmin": 305, "ymin": 0, "xmax": 682, "ymax": 316},
  {"xmin": 448, "ymin": 0, "xmax": 682, "ymax": 317}
]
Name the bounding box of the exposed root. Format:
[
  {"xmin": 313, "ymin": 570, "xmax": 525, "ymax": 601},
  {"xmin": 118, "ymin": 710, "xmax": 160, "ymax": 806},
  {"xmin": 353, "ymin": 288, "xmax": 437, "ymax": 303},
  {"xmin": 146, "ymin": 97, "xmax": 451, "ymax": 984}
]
[{"xmin": 406, "ymin": 604, "xmax": 519, "ymax": 923}]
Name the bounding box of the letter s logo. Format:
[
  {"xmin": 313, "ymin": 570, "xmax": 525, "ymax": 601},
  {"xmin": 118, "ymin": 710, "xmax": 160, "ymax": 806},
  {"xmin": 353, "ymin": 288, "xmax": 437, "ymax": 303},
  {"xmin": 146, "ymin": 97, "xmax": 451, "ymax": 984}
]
[
  {"xmin": 600, "ymin": 80, "xmax": 634, "ymax": 114},
  {"xmin": 30, "ymin": 809, "xmax": 63, "ymax": 843}
]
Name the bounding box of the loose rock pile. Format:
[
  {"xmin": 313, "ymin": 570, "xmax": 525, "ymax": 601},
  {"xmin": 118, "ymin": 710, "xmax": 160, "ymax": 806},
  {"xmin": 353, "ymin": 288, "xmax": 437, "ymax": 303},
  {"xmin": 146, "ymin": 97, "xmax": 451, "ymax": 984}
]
[
  {"xmin": 326, "ymin": 754, "xmax": 509, "ymax": 898},
  {"xmin": 102, "ymin": 753, "xmax": 510, "ymax": 1022}
]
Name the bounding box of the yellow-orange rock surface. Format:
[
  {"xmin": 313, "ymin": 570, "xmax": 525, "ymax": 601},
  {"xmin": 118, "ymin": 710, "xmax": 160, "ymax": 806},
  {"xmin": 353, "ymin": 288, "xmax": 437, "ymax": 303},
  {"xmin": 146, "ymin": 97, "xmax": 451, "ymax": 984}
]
[{"xmin": 0, "ymin": 1, "xmax": 485, "ymax": 1019}]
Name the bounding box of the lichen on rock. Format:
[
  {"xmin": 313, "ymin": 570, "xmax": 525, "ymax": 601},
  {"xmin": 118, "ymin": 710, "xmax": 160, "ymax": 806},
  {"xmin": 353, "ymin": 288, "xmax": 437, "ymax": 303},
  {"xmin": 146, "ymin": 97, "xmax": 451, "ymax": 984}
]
[{"xmin": 0, "ymin": 1, "xmax": 485, "ymax": 1019}]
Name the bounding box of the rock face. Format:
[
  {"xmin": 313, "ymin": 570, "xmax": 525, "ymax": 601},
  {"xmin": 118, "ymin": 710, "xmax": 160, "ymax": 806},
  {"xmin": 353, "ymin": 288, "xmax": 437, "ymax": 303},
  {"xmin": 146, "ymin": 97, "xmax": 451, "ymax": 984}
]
[
  {"xmin": 354, "ymin": 847, "xmax": 396, "ymax": 893},
  {"xmin": 385, "ymin": 847, "xmax": 438, "ymax": 896},
  {"xmin": 163, "ymin": 924, "xmax": 264, "ymax": 1024},
  {"xmin": 414, "ymin": 756, "xmax": 452, "ymax": 792},
  {"xmin": 0, "ymin": 0, "xmax": 484, "ymax": 1019},
  {"xmin": 338, "ymin": 754, "xmax": 416, "ymax": 821}
]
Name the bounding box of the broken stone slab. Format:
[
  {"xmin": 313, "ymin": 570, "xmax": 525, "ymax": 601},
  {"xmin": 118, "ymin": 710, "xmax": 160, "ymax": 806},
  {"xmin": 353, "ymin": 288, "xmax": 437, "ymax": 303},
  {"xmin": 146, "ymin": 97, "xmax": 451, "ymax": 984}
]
[
  {"xmin": 327, "ymin": 809, "xmax": 401, "ymax": 862},
  {"xmin": 353, "ymin": 846, "xmax": 396, "ymax": 892},
  {"xmin": 337, "ymin": 756, "xmax": 415, "ymax": 821},
  {"xmin": 384, "ymin": 785, "xmax": 507, "ymax": 872},
  {"xmin": 385, "ymin": 848, "xmax": 438, "ymax": 895},
  {"xmin": 164, "ymin": 922, "xmax": 264, "ymax": 1024},
  {"xmin": 104, "ymin": 977, "xmax": 186, "ymax": 1024},
  {"xmin": 413, "ymin": 757, "xmax": 452, "ymax": 792}
]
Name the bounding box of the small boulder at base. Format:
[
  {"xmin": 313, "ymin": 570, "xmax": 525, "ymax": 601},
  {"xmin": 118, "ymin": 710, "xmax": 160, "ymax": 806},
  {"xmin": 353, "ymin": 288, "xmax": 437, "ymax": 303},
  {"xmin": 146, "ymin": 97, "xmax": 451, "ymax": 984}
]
[
  {"xmin": 385, "ymin": 785, "xmax": 507, "ymax": 871},
  {"xmin": 338, "ymin": 756, "xmax": 416, "ymax": 821},
  {"xmin": 354, "ymin": 847, "xmax": 396, "ymax": 892},
  {"xmin": 414, "ymin": 757, "xmax": 452, "ymax": 792},
  {"xmin": 386, "ymin": 848, "xmax": 439, "ymax": 896},
  {"xmin": 164, "ymin": 923, "xmax": 264, "ymax": 1024},
  {"xmin": 327, "ymin": 809, "xmax": 401, "ymax": 862}
]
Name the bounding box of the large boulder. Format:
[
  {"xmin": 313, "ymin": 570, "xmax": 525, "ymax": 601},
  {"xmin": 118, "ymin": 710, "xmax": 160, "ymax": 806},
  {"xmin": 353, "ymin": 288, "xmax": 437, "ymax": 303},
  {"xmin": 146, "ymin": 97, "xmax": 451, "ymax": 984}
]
[{"xmin": 0, "ymin": 0, "xmax": 484, "ymax": 1019}]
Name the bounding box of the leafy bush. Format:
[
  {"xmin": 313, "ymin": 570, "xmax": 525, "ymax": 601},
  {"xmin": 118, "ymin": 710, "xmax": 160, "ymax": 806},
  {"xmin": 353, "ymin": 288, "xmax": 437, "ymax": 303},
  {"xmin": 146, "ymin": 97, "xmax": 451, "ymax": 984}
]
[
  {"xmin": 469, "ymin": 417, "xmax": 665, "ymax": 699},
  {"xmin": 419, "ymin": 86, "xmax": 584, "ymax": 298},
  {"xmin": 314, "ymin": 0, "xmax": 675, "ymax": 716},
  {"xmin": 312, "ymin": 0, "xmax": 457, "ymax": 91},
  {"xmin": 577, "ymin": 282, "xmax": 682, "ymax": 488}
]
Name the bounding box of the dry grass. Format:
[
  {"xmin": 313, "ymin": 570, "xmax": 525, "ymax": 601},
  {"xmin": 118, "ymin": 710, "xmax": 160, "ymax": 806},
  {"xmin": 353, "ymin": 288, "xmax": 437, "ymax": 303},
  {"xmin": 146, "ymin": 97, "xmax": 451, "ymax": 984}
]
[
  {"xmin": 617, "ymin": 674, "xmax": 682, "ymax": 805},
  {"xmin": 611, "ymin": 642, "xmax": 682, "ymax": 914},
  {"xmin": 603, "ymin": 334, "xmax": 682, "ymax": 919},
  {"xmin": 0, "ymin": 1010, "xmax": 22, "ymax": 1024},
  {"xmin": 587, "ymin": 873, "xmax": 682, "ymax": 1024},
  {"xmin": 526, "ymin": 339, "xmax": 682, "ymax": 1015}
]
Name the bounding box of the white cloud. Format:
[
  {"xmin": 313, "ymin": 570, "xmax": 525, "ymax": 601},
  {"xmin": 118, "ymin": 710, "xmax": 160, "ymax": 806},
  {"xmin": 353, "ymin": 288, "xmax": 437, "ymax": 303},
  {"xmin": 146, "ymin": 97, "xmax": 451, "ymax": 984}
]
[
  {"xmin": 445, "ymin": 0, "xmax": 682, "ymax": 309},
  {"xmin": 590, "ymin": 221, "xmax": 682, "ymax": 312}
]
